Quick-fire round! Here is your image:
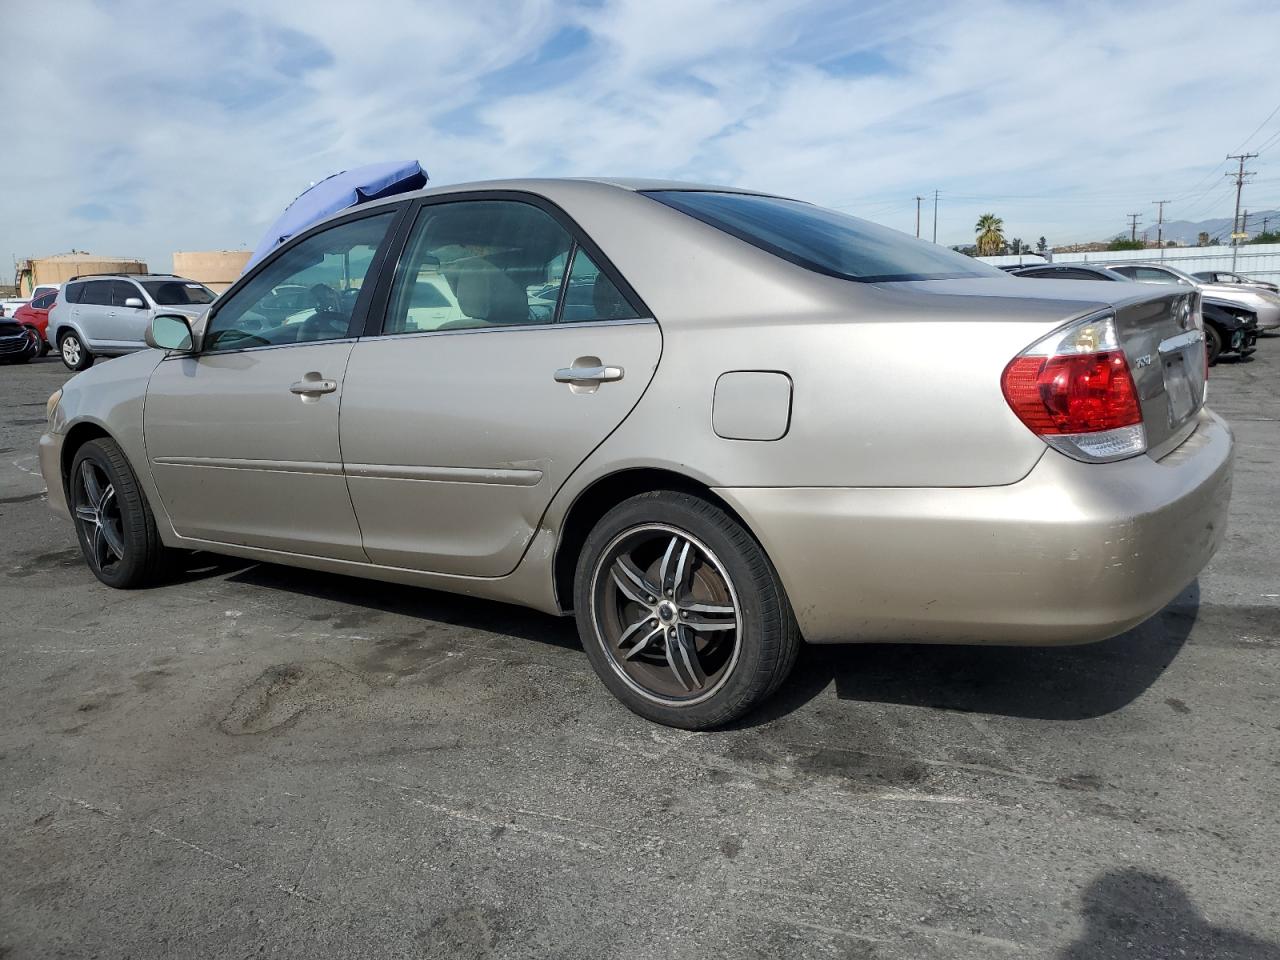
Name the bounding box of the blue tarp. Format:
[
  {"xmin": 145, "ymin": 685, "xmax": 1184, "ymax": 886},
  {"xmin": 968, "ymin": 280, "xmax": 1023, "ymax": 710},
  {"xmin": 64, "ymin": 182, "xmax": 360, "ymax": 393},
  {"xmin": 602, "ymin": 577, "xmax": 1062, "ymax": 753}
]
[{"xmin": 244, "ymin": 160, "xmax": 428, "ymax": 273}]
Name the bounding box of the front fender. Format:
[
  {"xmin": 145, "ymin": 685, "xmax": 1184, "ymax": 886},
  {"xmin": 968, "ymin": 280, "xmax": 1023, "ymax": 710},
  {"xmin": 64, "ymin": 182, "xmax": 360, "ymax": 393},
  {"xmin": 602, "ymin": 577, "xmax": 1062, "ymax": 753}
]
[{"xmin": 48, "ymin": 350, "xmax": 176, "ymax": 539}]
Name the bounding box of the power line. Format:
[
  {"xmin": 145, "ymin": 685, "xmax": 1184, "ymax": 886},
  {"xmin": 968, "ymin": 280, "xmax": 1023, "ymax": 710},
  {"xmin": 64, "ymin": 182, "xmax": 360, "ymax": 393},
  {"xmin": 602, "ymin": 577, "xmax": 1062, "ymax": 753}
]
[{"xmin": 1233, "ymin": 100, "xmax": 1280, "ymax": 153}]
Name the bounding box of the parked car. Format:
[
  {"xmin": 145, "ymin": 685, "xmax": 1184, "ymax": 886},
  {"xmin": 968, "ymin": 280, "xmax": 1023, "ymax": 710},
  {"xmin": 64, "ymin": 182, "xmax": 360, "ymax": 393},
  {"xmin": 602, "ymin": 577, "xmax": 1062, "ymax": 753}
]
[
  {"xmin": 0, "ymin": 317, "xmax": 41, "ymax": 364},
  {"xmin": 11, "ymin": 288, "xmax": 58, "ymax": 355},
  {"xmin": 0, "ymin": 297, "xmax": 30, "ymax": 318},
  {"xmin": 1191, "ymin": 270, "xmax": 1279, "ymax": 294},
  {"xmin": 47, "ymin": 274, "xmax": 216, "ymax": 370},
  {"xmin": 1104, "ymin": 263, "xmax": 1280, "ymax": 333},
  {"xmin": 39, "ymin": 178, "xmax": 1232, "ymax": 729},
  {"xmin": 1011, "ymin": 263, "xmax": 1257, "ymax": 363}
]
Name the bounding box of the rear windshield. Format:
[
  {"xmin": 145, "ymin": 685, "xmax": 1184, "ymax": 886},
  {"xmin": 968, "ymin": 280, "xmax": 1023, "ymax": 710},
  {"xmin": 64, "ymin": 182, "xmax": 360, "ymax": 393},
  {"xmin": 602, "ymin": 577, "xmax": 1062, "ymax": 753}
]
[
  {"xmin": 142, "ymin": 280, "xmax": 216, "ymax": 305},
  {"xmin": 644, "ymin": 190, "xmax": 1000, "ymax": 283}
]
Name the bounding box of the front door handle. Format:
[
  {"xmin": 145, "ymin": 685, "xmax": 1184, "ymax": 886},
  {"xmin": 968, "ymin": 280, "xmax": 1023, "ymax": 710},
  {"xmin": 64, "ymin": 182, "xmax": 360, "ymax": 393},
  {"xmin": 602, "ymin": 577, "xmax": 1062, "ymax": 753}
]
[
  {"xmin": 290, "ymin": 373, "xmax": 337, "ymax": 398},
  {"xmin": 554, "ymin": 364, "xmax": 624, "ymax": 384}
]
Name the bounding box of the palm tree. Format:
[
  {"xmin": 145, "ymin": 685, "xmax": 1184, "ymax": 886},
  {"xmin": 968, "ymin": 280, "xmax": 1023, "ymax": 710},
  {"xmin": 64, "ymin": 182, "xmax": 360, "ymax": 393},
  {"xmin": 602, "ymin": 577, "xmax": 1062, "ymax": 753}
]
[{"xmin": 975, "ymin": 214, "xmax": 1006, "ymax": 256}]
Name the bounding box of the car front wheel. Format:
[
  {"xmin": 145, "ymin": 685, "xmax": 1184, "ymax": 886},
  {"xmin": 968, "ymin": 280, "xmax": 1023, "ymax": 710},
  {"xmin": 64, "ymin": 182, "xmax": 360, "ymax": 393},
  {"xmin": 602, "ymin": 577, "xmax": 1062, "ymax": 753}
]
[
  {"xmin": 69, "ymin": 438, "xmax": 171, "ymax": 588},
  {"xmin": 59, "ymin": 331, "xmax": 94, "ymax": 371},
  {"xmin": 574, "ymin": 491, "xmax": 800, "ymax": 729}
]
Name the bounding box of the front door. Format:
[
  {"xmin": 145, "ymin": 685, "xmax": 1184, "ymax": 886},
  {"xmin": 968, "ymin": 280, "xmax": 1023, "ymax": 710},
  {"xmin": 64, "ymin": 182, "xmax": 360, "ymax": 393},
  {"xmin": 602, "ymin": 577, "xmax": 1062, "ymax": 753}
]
[
  {"xmin": 144, "ymin": 209, "xmax": 400, "ymax": 559},
  {"xmin": 101, "ymin": 279, "xmax": 149, "ymax": 345},
  {"xmin": 340, "ymin": 198, "xmax": 661, "ymax": 577}
]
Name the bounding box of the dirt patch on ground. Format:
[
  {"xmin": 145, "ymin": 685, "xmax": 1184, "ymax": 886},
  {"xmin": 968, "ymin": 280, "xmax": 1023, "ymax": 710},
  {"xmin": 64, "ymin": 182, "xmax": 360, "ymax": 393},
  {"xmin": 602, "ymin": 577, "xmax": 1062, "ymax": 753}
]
[{"xmin": 219, "ymin": 660, "xmax": 372, "ymax": 735}]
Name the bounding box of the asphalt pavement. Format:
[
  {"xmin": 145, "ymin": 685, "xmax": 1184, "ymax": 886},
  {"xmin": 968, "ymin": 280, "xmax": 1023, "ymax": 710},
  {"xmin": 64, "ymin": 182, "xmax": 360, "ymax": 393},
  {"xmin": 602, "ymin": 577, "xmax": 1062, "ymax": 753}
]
[{"xmin": 1, "ymin": 344, "xmax": 1277, "ymax": 959}]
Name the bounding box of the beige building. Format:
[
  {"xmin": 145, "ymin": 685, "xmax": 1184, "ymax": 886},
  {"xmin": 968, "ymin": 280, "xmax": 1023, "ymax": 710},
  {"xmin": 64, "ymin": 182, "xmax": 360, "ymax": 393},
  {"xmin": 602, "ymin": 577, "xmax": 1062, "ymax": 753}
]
[
  {"xmin": 172, "ymin": 250, "xmax": 251, "ymax": 293},
  {"xmin": 16, "ymin": 253, "xmax": 148, "ymax": 296}
]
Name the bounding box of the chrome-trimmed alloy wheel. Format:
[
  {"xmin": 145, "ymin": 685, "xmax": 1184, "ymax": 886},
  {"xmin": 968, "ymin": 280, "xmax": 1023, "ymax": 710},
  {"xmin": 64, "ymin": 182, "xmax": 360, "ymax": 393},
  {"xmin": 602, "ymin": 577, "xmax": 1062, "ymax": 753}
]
[
  {"xmin": 590, "ymin": 523, "xmax": 742, "ymax": 706},
  {"xmin": 61, "ymin": 335, "xmax": 82, "ymax": 368},
  {"xmin": 72, "ymin": 459, "xmax": 126, "ymax": 575}
]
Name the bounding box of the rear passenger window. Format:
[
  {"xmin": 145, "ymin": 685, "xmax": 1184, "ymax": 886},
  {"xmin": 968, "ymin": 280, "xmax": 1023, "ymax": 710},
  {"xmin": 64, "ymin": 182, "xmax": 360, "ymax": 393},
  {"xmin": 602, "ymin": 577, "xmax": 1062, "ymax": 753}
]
[
  {"xmin": 560, "ymin": 248, "xmax": 640, "ymax": 323},
  {"xmin": 80, "ymin": 281, "xmax": 111, "ymax": 306}
]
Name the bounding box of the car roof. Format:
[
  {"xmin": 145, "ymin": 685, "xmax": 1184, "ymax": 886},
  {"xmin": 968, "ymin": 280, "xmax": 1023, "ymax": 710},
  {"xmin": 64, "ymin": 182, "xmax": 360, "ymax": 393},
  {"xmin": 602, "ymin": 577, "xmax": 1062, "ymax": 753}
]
[{"xmin": 347, "ymin": 176, "xmax": 776, "ymax": 216}]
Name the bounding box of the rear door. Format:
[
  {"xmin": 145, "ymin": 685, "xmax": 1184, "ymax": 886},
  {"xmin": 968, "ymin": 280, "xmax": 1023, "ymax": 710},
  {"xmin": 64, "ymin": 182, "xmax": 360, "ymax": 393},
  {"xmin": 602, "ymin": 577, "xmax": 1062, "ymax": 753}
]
[
  {"xmin": 74, "ymin": 280, "xmax": 113, "ymax": 347},
  {"xmin": 340, "ymin": 195, "xmax": 661, "ymax": 576},
  {"xmin": 144, "ymin": 208, "xmax": 402, "ymax": 559}
]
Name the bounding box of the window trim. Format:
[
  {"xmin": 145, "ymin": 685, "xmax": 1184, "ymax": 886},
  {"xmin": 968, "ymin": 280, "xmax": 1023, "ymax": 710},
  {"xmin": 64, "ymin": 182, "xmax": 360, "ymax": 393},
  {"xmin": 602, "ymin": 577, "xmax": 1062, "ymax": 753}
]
[
  {"xmin": 199, "ymin": 201, "xmax": 412, "ymax": 356},
  {"xmin": 363, "ymin": 190, "xmax": 652, "ymax": 339}
]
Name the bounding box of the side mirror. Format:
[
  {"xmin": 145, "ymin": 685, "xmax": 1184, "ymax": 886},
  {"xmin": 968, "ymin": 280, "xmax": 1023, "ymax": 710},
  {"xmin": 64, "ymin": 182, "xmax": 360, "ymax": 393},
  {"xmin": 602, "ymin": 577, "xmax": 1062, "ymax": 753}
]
[
  {"xmin": 145, "ymin": 314, "xmax": 197, "ymax": 352},
  {"xmin": 123, "ymin": 297, "xmax": 146, "ymax": 309}
]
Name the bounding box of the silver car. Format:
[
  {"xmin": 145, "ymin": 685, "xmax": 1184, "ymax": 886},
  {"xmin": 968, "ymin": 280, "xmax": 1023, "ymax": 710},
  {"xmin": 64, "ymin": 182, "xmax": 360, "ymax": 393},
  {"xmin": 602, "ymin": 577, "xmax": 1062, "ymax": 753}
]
[
  {"xmin": 47, "ymin": 273, "xmax": 217, "ymax": 371},
  {"xmin": 38, "ymin": 179, "xmax": 1232, "ymax": 728},
  {"xmin": 1106, "ymin": 262, "xmax": 1280, "ymax": 331},
  {"xmin": 1191, "ymin": 269, "xmax": 1280, "ymax": 295}
]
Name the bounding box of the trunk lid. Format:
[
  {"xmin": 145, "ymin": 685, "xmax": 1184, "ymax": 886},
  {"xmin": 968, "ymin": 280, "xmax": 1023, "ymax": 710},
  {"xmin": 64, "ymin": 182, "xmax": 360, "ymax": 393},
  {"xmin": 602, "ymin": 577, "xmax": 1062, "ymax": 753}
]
[
  {"xmin": 884, "ymin": 277, "xmax": 1205, "ymax": 458},
  {"xmin": 1111, "ymin": 289, "xmax": 1205, "ymax": 455}
]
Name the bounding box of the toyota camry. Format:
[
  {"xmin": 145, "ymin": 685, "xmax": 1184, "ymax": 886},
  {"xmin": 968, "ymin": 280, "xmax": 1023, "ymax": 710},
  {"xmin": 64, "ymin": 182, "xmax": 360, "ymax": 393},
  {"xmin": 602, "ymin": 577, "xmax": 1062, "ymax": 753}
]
[{"xmin": 39, "ymin": 178, "xmax": 1232, "ymax": 728}]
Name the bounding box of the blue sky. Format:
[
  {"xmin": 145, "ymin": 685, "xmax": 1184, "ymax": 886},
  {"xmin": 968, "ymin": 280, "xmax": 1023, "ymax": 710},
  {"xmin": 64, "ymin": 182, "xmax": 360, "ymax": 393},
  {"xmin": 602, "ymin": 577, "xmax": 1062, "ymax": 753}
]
[{"xmin": 4, "ymin": 0, "xmax": 1280, "ymax": 272}]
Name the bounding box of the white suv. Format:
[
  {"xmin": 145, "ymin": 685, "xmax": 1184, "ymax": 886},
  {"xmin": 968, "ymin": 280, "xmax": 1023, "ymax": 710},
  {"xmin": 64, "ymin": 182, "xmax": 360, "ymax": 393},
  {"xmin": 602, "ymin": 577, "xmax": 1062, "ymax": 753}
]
[{"xmin": 48, "ymin": 274, "xmax": 216, "ymax": 370}]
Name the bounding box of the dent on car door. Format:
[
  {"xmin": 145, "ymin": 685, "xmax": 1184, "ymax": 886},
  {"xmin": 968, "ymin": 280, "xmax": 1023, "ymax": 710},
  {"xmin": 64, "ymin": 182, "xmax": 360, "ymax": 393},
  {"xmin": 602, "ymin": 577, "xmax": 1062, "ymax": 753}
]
[
  {"xmin": 143, "ymin": 209, "xmax": 401, "ymax": 558},
  {"xmin": 340, "ymin": 197, "xmax": 662, "ymax": 577}
]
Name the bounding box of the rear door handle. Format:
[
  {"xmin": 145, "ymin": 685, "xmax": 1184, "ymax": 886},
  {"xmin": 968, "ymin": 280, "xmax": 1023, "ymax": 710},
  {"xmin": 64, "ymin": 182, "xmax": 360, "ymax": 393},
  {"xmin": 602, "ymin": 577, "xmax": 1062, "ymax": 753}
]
[
  {"xmin": 290, "ymin": 375, "xmax": 337, "ymax": 396},
  {"xmin": 554, "ymin": 364, "xmax": 624, "ymax": 384}
]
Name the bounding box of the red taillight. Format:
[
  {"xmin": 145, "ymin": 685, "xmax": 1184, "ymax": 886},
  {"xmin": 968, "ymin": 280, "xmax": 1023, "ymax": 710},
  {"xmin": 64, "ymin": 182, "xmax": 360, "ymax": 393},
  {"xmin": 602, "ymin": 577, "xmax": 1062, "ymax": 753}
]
[
  {"xmin": 1002, "ymin": 310, "xmax": 1147, "ymax": 463},
  {"xmin": 1001, "ymin": 349, "xmax": 1142, "ymax": 435}
]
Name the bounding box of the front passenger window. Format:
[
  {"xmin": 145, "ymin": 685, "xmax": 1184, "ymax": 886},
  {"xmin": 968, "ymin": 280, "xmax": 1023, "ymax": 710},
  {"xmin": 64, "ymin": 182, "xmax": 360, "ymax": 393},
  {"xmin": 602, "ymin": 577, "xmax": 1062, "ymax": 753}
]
[
  {"xmin": 384, "ymin": 200, "xmax": 573, "ymax": 334},
  {"xmin": 204, "ymin": 211, "xmax": 396, "ymax": 353}
]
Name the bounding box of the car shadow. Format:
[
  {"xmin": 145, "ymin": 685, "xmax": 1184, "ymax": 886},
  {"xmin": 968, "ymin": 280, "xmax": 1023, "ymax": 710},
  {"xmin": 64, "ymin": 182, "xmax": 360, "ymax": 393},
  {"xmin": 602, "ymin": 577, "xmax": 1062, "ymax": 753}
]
[
  {"xmin": 220, "ymin": 560, "xmax": 582, "ymax": 651},
  {"xmin": 735, "ymin": 580, "xmax": 1200, "ymax": 726},
  {"xmin": 1058, "ymin": 867, "xmax": 1280, "ymax": 959},
  {"xmin": 178, "ymin": 553, "xmax": 1197, "ymax": 722}
]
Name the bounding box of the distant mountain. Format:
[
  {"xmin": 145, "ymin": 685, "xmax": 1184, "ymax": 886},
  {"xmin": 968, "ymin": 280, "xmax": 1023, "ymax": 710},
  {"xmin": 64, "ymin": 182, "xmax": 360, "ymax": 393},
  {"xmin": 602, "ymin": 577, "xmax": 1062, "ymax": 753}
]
[{"xmin": 1151, "ymin": 209, "xmax": 1280, "ymax": 245}]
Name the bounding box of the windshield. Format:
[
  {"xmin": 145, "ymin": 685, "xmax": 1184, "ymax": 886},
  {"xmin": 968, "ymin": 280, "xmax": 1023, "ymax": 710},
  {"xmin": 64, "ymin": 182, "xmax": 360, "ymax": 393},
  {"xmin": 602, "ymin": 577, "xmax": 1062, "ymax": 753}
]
[
  {"xmin": 644, "ymin": 190, "xmax": 1001, "ymax": 282},
  {"xmin": 142, "ymin": 280, "xmax": 216, "ymax": 305}
]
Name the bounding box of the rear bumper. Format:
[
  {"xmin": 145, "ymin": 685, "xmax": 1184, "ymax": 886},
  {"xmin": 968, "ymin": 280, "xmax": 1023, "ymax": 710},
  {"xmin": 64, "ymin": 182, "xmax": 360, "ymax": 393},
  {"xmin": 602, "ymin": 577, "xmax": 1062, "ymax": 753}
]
[{"xmin": 718, "ymin": 409, "xmax": 1233, "ymax": 645}]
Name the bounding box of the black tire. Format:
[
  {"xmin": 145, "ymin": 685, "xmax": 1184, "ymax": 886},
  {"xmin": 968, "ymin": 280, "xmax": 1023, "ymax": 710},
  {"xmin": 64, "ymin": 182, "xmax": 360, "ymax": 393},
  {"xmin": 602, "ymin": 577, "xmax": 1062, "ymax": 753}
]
[
  {"xmin": 68, "ymin": 438, "xmax": 172, "ymax": 588},
  {"xmin": 58, "ymin": 330, "xmax": 94, "ymax": 371},
  {"xmin": 22, "ymin": 326, "xmax": 48, "ymax": 358},
  {"xmin": 1205, "ymin": 324, "xmax": 1223, "ymax": 365},
  {"xmin": 574, "ymin": 491, "xmax": 800, "ymax": 729}
]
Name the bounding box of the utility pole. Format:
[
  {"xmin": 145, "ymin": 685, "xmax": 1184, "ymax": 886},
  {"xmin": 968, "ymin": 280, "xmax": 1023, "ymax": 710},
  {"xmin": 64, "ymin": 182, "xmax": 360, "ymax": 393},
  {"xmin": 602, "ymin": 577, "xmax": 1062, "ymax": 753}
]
[
  {"xmin": 915, "ymin": 196, "xmax": 923, "ymax": 238},
  {"xmin": 932, "ymin": 190, "xmax": 938, "ymax": 243},
  {"xmin": 1127, "ymin": 213, "xmax": 1142, "ymax": 243},
  {"xmin": 1226, "ymin": 152, "xmax": 1257, "ymax": 269},
  {"xmin": 1153, "ymin": 199, "xmax": 1169, "ymax": 259}
]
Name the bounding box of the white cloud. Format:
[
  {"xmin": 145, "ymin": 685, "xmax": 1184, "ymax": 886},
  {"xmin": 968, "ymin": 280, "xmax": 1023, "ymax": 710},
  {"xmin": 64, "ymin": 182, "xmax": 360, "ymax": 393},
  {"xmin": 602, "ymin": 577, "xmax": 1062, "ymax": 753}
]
[{"xmin": 2, "ymin": 0, "xmax": 1279, "ymax": 272}]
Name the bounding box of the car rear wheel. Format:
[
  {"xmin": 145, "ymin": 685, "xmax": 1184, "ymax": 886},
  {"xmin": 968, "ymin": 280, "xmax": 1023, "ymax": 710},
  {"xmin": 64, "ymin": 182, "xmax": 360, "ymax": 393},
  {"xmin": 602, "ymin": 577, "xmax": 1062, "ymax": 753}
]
[
  {"xmin": 59, "ymin": 331, "xmax": 94, "ymax": 371},
  {"xmin": 69, "ymin": 438, "xmax": 172, "ymax": 589},
  {"xmin": 574, "ymin": 491, "xmax": 800, "ymax": 729},
  {"xmin": 1205, "ymin": 324, "xmax": 1222, "ymax": 365}
]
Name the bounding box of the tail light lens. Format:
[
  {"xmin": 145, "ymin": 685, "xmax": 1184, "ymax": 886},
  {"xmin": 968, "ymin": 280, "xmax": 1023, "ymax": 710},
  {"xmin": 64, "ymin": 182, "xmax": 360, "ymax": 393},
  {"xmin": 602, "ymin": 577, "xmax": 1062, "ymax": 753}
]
[{"xmin": 1001, "ymin": 310, "xmax": 1146, "ymax": 463}]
